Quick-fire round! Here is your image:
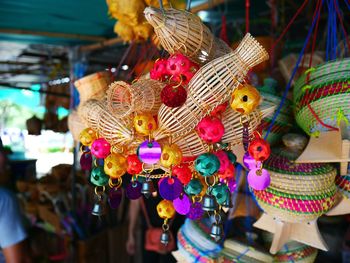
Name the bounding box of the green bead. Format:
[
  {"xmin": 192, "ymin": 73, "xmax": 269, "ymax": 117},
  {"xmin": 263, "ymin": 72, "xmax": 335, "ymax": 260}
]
[
  {"xmin": 194, "ymin": 153, "xmax": 220, "ymax": 177},
  {"xmin": 225, "ymin": 151, "xmax": 237, "ymax": 164},
  {"xmin": 90, "ymin": 167, "xmax": 109, "ymax": 186},
  {"xmin": 184, "ymin": 179, "xmax": 203, "ymax": 196},
  {"xmin": 212, "ymin": 184, "xmax": 229, "ymax": 205}
]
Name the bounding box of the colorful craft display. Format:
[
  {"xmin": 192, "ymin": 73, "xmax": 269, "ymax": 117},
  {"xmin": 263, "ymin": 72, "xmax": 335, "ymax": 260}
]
[
  {"xmin": 293, "ymin": 58, "xmax": 350, "ymax": 136},
  {"xmin": 253, "ymin": 135, "xmax": 337, "ymax": 222},
  {"xmin": 73, "ymin": 6, "xmax": 271, "ymax": 246},
  {"xmin": 273, "ymin": 241, "xmax": 318, "ymax": 263}
]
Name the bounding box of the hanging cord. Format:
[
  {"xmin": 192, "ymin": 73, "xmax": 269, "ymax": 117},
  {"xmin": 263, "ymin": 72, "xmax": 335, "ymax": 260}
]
[
  {"xmin": 158, "ymin": 0, "xmax": 164, "ymax": 11},
  {"xmin": 270, "ymin": 0, "xmax": 309, "ymax": 66},
  {"xmin": 245, "ymin": 0, "xmax": 250, "ymax": 33},
  {"xmin": 186, "ymin": 0, "xmax": 192, "ymax": 11},
  {"xmin": 264, "ymin": 0, "xmax": 324, "ymax": 139},
  {"xmin": 114, "ymin": 42, "xmax": 134, "ymax": 77},
  {"xmin": 334, "ymin": 0, "xmax": 350, "ymax": 52}
]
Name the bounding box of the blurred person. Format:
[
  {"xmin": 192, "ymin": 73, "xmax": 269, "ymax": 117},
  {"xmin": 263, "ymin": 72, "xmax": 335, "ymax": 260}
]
[
  {"xmin": 126, "ymin": 183, "xmax": 184, "ymax": 263},
  {"xmin": 0, "ymin": 137, "xmax": 31, "ymax": 263}
]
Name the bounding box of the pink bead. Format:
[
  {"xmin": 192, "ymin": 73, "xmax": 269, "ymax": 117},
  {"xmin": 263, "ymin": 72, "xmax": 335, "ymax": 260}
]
[
  {"xmin": 167, "ymin": 54, "xmax": 192, "ymax": 76},
  {"xmin": 196, "ymin": 116, "xmax": 225, "ymax": 143},
  {"xmin": 150, "ymin": 59, "xmax": 169, "ymax": 81},
  {"xmin": 91, "ymin": 138, "xmax": 111, "ymax": 159},
  {"xmin": 247, "ymin": 168, "xmax": 270, "ymax": 190},
  {"xmin": 214, "ymin": 150, "xmax": 230, "ymax": 173}
]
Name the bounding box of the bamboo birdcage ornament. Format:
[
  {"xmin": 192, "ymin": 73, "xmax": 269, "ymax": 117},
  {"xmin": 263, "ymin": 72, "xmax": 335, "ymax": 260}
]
[
  {"xmin": 106, "ymin": 79, "xmax": 164, "ymax": 118},
  {"xmin": 74, "ymin": 72, "xmax": 112, "ymax": 102},
  {"xmin": 144, "ymin": 7, "xmax": 232, "ymax": 64},
  {"xmin": 154, "ymin": 33, "xmax": 269, "ymax": 140},
  {"xmin": 78, "ymin": 99, "xmax": 134, "ymax": 147},
  {"xmin": 68, "ymin": 110, "xmax": 87, "ymax": 141}
]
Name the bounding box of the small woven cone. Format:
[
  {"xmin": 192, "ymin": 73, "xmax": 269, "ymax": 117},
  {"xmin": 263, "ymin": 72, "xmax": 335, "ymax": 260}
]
[
  {"xmin": 173, "ymin": 105, "xmax": 275, "ymax": 157},
  {"xmin": 74, "ymin": 72, "xmax": 111, "ymax": 102},
  {"xmin": 154, "ymin": 33, "xmax": 269, "ymax": 140},
  {"xmin": 77, "ymin": 99, "xmax": 105, "ymax": 130},
  {"xmin": 144, "ymin": 7, "xmax": 231, "ymax": 64},
  {"xmin": 68, "ymin": 110, "xmax": 87, "ymax": 141},
  {"xmin": 106, "ymin": 79, "xmax": 164, "ymax": 118},
  {"xmin": 188, "ymin": 33, "xmax": 269, "ymax": 112},
  {"xmin": 78, "ymin": 99, "xmax": 134, "ymax": 146}
]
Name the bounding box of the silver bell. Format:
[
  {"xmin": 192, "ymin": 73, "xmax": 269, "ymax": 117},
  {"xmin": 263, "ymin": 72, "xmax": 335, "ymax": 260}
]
[
  {"xmin": 91, "ymin": 200, "xmax": 105, "ymax": 216},
  {"xmin": 141, "ymin": 180, "xmax": 154, "ymax": 198},
  {"xmin": 160, "ymin": 231, "xmax": 170, "ymax": 246},
  {"xmin": 210, "ymin": 223, "xmax": 223, "ymax": 242},
  {"xmin": 202, "ymin": 194, "xmax": 217, "ymax": 212}
]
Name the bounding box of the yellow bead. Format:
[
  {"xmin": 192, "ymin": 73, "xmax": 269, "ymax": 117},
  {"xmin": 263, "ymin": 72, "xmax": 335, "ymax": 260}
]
[
  {"xmin": 133, "ymin": 113, "xmax": 157, "ymax": 136},
  {"xmin": 104, "ymin": 153, "xmax": 127, "ymax": 179},
  {"xmin": 157, "ymin": 200, "xmax": 175, "ymax": 219},
  {"xmin": 160, "ymin": 144, "xmax": 183, "ymax": 168},
  {"xmin": 230, "ymin": 84, "xmax": 261, "ymax": 115},
  {"xmin": 79, "ymin": 128, "xmax": 97, "ymax": 146}
]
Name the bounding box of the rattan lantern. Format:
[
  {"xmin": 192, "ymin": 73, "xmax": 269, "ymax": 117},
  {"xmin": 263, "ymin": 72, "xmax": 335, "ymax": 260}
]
[{"xmin": 74, "ymin": 72, "xmax": 111, "ymax": 102}]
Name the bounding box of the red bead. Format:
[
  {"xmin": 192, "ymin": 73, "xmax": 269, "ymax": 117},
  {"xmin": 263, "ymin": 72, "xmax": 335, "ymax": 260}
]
[
  {"xmin": 167, "ymin": 54, "xmax": 193, "ymax": 76},
  {"xmin": 210, "ymin": 102, "xmax": 228, "ymax": 117},
  {"xmin": 127, "ymin": 154, "xmax": 143, "ymax": 175},
  {"xmin": 196, "ymin": 116, "xmax": 225, "ymax": 143},
  {"xmin": 150, "ymin": 59, "xmax": 170, "ymax": 81},
  {"xmin": 172, "ymin": 163, "xmax": 192, "ymax": 185},
  {"xmin": 248, "ymin": 138, "xmax": 271, "ymax": 162},
  {"xmin": 160, "ymin": 83, "xmax": 187, "ymax": 108},
  {"xmin": 218, "ymin": 163, "xmax": 235, "ymax": 179}
]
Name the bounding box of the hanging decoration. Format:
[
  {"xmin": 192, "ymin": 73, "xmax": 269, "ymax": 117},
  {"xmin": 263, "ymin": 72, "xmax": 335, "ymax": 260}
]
[{"xmin": 74, "ymin": 5, "xmax": 272, "ymax": 247}]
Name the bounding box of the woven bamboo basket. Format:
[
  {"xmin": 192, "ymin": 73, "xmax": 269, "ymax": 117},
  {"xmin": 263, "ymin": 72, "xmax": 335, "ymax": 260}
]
[
  {"xmin": 106, "ymin": 79, "xmax": 164, "ymax": 118},
  {"xmin": 74, "ymin": 72, "xmax": 111, "ymax": 102},
  {"xmin": 335, "ymin": 173, "xmax": 350, "ymax": 199},
  {"xmin": 68, "ymin": 110, "xmax": 87, "ymax": 141},
  {"xmin": 252, "ymin": 135, "xmax": 337, "ymax": 223},
  {"xmin": 173, "ymin": 105, "xmax": 275, "ymax": 157},
  {"xmin": 78, "ymin": 99, "xmax": 106, "ymax": 130},
  {"xmin": 154, "ymin": 34, "xmax": 269, "ymax": 140},
  {"xmin": 144, "ymin": 7, "xmax": 231, "ymax": 64},
  {"xmin": 78, "ymin": 99, "xmax": 133, "ymax": 146},
  {"xmin": 293, "ymin": 58, "xmax": 350, "ymax": 134}
]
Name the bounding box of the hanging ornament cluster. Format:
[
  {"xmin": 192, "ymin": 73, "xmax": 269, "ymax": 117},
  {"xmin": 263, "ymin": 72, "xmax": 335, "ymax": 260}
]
[{"xmin": 75, "ymin": 6, "xmax": 271, "ymax": 245}]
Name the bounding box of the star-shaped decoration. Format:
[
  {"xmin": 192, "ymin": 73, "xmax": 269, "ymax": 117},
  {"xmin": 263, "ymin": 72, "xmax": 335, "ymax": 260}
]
[{"xmin": 253, "ymin": 213, "xmax": 328, "ymax": 254}]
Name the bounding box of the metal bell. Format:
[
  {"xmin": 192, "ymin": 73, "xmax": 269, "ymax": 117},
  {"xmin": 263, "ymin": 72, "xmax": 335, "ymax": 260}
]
[
  {"xmin": 202, "ymin": 194, "xmax": 217, "ymax": 212},
  {"xmin": 160, "ymin": 231, "xmax": 170, "ymax": 246},
  {"xmin": 210, "ymin": 223, "xmax": 223, "ymax": 242},
  {"xmin": 141, "ymin": 180, "xmax": 154, "ymax": 198},
  {"xmin": 91, "ymin": 200, "xmax": 105, "ymax": 216}
]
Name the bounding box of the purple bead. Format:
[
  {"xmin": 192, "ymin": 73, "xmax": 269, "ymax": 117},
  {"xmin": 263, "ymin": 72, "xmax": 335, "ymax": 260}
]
[
  {"xmin": 187, "ymin": 202, "xmax": 204, "ymax": 220},
  {"xmin": 243, "ymin": 152, "xmax": 260, "ymax": 170},
  {"xmin": 159, "ymin": 177, "xmax": 183, "ymax": 201},
  {"xmin": 227, "ymin": 178, "xmax": 237, "ymax": 192},
  {"xmin": 126, "ymin": 181, "xmax": 142, "ymax": 200},
  {"xmin": 80, "ymin": 152, "xmax": 92, "ymax": 170},
  {"xmin": 138, "ymin": 140, "xmax": 162, "ymax": 164},
  {"xmin": 247, "ymin": 168, "xmax": 271, "ymax": 191},
  {"xmin": 173, "ymin": 194, "xmax": 191, "ymax": 215},
  {"xmin": 108, "ymin": 187, "xmax": 123, "ymax": 209}
]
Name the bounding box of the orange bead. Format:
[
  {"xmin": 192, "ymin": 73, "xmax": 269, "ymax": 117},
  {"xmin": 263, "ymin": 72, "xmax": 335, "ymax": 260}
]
[
  {"xmin": 133, "ymin": 113, "xmax": 157, "ymax": 135},
  {"xmin": 79, "ymin": 128, "xmax": 97, "ymax": 146},
  {"xmin": 230, "ymin": 84, "xmax": 261, "ymax": 115},
  {"xmin": 160, "ymin": 144, "xmax": 183, "ymax": 168}
]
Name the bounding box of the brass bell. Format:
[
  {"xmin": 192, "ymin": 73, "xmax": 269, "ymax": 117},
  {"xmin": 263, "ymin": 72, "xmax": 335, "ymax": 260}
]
[
  {"xmin": 91, "ymin": 200, "xmax": 105, "ymax": 216},
  {"xmin": 210, "ymin": 223, "xmax": 223, "ymax": 242},
  {"xmin": 141, "ymin": 179, "xmax": 155, "ymax": 198},
  {"xmin": 160, "ymin": 231, "xmax": 170, "ymax": 246},
  {"xmin": 202, "ymin": 194, "xmax": 217, "ymax": 212}
]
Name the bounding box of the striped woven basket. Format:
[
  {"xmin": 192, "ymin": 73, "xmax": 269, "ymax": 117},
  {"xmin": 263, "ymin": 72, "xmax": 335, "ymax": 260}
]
[
  {"xmin": 252, "ymin": 141, "xmax": 337, "ymax": 223},
  {"xmin": 293, "ymin": 58, "xmax": 350, "ymax": 135},
  {"xmin": 273, "ymin": 241, "xmax": 318, "ymax": 263}
]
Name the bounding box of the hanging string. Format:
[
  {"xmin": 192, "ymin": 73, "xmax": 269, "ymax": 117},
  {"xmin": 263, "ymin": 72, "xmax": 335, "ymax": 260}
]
[
  {"xmin": 307, "ymin": 104, "xmax": 339, "ymax": 131},
  {"xmin": 308, "ymin": 0, "xmax": 322, "ymax": 69},
  {"xmin": 158, "ymin": 0, "xmax": 164, "ymax": 10},
  {"xmin": 334, "ymin": 0, "xmax": 350, "ymax": 52},
  {"xmin": 345, "ymin": 0, "xmax": 350, "ymax": 10},
  {"xmin": 270, "ymin": 0, "xmax": 308, "ymax": 63},
  {"xmin": 245, "ymin": 0, "xmax": 250, "ymax": 33},
  {"xmin": 264, "ymin": 0, "xmax": 324, "ymax": 139},
  {"xmin": 114, "ymin": 42, "xmax": 134, "ymax": 77},
  {"xmin": 186, "ymin": 0, "xmax": 192, "ymax": 11}
]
